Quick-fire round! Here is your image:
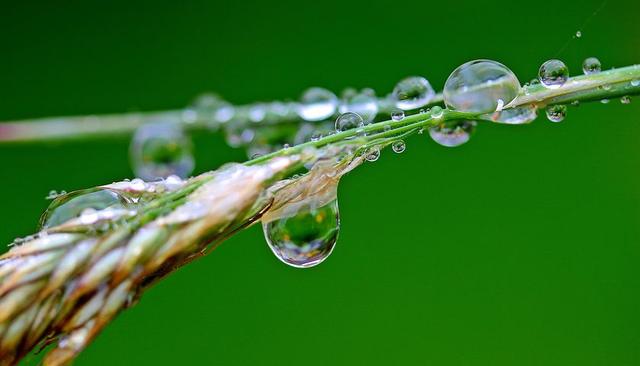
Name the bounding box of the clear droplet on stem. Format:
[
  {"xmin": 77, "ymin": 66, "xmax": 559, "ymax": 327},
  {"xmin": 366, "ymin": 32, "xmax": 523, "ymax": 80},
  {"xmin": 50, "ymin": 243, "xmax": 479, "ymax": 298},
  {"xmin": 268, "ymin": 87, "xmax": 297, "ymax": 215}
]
[
  {"xmin": 130, "ymin": 122, "xmax": 194, "ymax": 181},
  {"xmin": 263, "ymin": 199, "xmax": 340, "ymax": 268},
  {"xmin": 339, "ymin": 91, "xmax": 379, "ymax": 124},
  {"xmin": 485, "ymin": 105, "xmax": 538, "ymax": 125},
  {"xmin": 546, "ymin": 105, "xmax": 567, "ymax": 122},
  {"xmin": 392, "ymin": 140, "xmax": 406, "ymax": 153},
  {"xmin": 391, "ymin": 109, "xmax": 405, "ymax": 121},
  {"xmin": 39, "ymin": 189, "xmax": 130, "ymax": 229},
  {"xmin": 582, "ymin": 57, "xmax": 601, "ymax": 74},
  {"xmin": 297, "ymin": 87, "xmax": 339, "ymax": 121},
  {"xmin": 392, "ymin": 76, "xmax": 436, "ymax": 110},
  {"xmin": 365, "ymin": 147, "xmax": 381, "ymax": 162},
  {"xmin": 621, "ymin": 96, "xmax": 631, "ymax": 104},
  {"xmin": 335, "ymin": 112, "xmax": 364, "ymax": 133},
  {"xmin": 428, "ymin": 120, "xmax": 476, "ymax": 147},
  {"xmin": 443, "ymin": 60, "xmax": 521, "ymax": 113},
  {"xmin": 539, "ymin": 59, "xmax": 569, "ymax": 89}
]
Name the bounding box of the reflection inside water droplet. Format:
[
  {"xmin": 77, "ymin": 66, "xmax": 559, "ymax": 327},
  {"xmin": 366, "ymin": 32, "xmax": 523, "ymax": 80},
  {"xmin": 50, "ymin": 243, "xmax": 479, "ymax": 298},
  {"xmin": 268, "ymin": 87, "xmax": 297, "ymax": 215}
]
[{"xmin": 39, "ymin": 189, "xmax": 130, "ymax": 229}]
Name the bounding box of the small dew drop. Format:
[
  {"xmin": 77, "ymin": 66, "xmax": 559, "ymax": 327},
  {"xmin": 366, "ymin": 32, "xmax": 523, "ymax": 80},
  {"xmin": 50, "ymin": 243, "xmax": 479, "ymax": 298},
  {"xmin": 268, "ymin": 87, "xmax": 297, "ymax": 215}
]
[
  {"xmin": 621, "ymin": 96, "xmax": 631, "ymax": 104},
  {"xmin": 391, "ymin": 109, "xmax": 405, "ymax": 121},
  {"xmin": 582, "ymin": 57, "xmax": 601, "ymax": 74},
  {"xmin": 297, "ymin": 87, "xmax": 339, "ymax": 121},
  {"xmin": 575, "ymin": 30, "xmax": 582, "ymax": 38},
  {"xmin": 263, "ymin": 199, "xmax": 340, "ymax": 268},
  {"xmin": 631, "ymin": 79, "xmax": 640, "ymax": 87},
  {"xmin": 430, "ymin": 106, "xmax": 443, "ymax": 119},
  {"xmin": 392, "ymin": 140, "xmax": 406, "ymax": 153},
  {"xmin": 335, "ymin": 112, "xmax": 364, "ymax": 133},
  {"xmin": 365, "ymin": 147, "xmax": 381, "ymax": 162},
  {"xmin": 601, "ymin": 98, "xmax": 610, "ymax": 104},
  {"xmin": 392, "ymin": 76, "xmax": 436, "ymax": 110},
  {"xmin": 546, "ymin": 105, "xmax": 567, "ymax": 123},
  {"xmin": 538, "ymin": 59, "xmax": 569, "ymax": 89},
  {"xmin": 428, "ymin": 120, "xmax": 476, "ymax": 147}
]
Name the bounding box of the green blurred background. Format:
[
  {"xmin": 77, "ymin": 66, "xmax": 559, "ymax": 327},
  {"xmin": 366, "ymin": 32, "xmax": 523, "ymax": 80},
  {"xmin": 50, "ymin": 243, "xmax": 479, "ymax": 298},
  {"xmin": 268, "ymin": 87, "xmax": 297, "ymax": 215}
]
[{"xmin": 1, "ymin": 0, "xmax": 640, "ymax": 364}]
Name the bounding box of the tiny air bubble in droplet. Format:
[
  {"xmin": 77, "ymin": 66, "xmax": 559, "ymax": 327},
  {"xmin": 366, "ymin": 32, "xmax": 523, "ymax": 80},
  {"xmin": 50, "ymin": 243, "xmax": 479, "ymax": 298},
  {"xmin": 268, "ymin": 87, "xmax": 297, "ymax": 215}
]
[{"xmin": 538, "ymin": 59, "xmax": 569, "ymax": 89}]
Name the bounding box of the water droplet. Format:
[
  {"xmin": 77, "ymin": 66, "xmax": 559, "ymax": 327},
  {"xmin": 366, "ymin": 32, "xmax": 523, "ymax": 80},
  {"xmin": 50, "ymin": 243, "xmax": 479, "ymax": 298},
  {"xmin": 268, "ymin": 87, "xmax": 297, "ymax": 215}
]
[
  {"xmin": 486, "ymin": 105, "xmax": 537, "ymax": 125},
  {"xmin": 428, "ymin": 121, "xmax": 476, "ymax": 147},
  {"xmin": 130, "ymin": 122, "xmax": 195, "ymax": 180},
  {"xmin": 621, "ymin": 96, "xmax": 631, "ymax": 104},
  {"xmin": 430, "ymin": 106, "xmax": 443, "ymax": 119},
  {"xmin": 392, "ymin": 76, "xmax": 436, "ymax": 110},
  {"xmin": 575, "ymin": 30, "xmax": 582, "ymax": 38},
  {"xmin": 339, "ymin": 91, "xmax": 379, "ymax": 124},
  {"xmin": 365, "ymin": 147, "xmax": 381, "ymax": 162},
  {"xmin": 631, "ymin": 79, "xmax": 640, "ymax": 87},
  {"xmin": 600, "ymin": 98, "xmax": 610, "ymax": 104},
  {"xmin": 582, "ymin": 57, "xmax": 601, "ymax": 74},
  {"xmin": 444, "ymin": 59, "xmax": 521, "ymax": 113},
  {"xmin": 214, "ymin": 104, "xmax": 235, "ymax": 123},
  {"xmin": 391, "ymin": 109, "xmax": 405, "ymax": 121},
  {"xmin": 538, "ymin": 59, "xmax": 569, "ymax": 89},
  {"xmin": 249, "ymin": 105, "xmax": 267, "ymax": 123},
  {"xmin": 392, "ymin": 140, "xmax": 406, "ymax": 153},
  {"xmin": 545, "ymin": 105, "xmax": 567, "ymax": 122},
  {"xmin": 39, "ymin": 189, "xmax": 129, "ymax": 229},
  {"xmin": 335, "ymin": 112, "xmax": 364, "ymax": 132},
  {"xmin": 263, "ymin": 199, "xmax": 339, "ymax": 268},
  {"xmin": 297, "ymin": 87, "xmax": 338, "ymax": 121}
]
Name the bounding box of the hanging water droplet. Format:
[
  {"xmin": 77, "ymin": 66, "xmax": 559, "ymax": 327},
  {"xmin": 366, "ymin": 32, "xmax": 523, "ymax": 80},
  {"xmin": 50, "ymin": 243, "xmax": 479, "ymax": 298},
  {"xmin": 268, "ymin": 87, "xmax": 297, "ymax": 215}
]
[
  {"xmin": 538, "ymin": 59, "xmax": 569, "ymax": 89},
  {"xmin": 575, "ymin": 30, "xmax": 582, "ymax": 38},
  {"xmin": 391, "ymin": 109, "xmax": 405, "ymax": 121},
  {"xmin": 39, "ymin": 189, "xmax": 130, "ymax": 229},
  {"xmin": 130, "ymin": 122, "xmax": 194, "ymax": 181},
  {"xmin": 335, "ymin": 112, "xmax": 364, "ymax": 132},
  {"xmin": 443, "ymin": 59, "xmax": 521, "ymax": 113},
  {"xmin": 582, "ymin": 57, "xmax": 601, "ymax": 74},
  {"xmin": 339, "ymin": 91, "xmax": 379, "ymax": 124},
  {"xmin": 545, "ymin": 105, "xmax": 567, "ymax": 123},
  {"xmin": 631, "ymin": 80, "xmax": 640, "ymax": 87},
  {"xmin": 392, "ymin": 140, "xmax": 406, "ymax": 153},
  {"xmin": 392, "ymin": 76, "xmax": 436, "ymax": 110},
  {"xmin": 485, "ymin": 105, "xmax": 538, "ymax": 125},
  {"xmin": 262, "ymin": 199, "xmax": 340, "ymax": 268},
  {"xmin": 297, "ymin": 87, "xmax": 338, "ymax": 121},
  {"xmin": 430, "ymin": 106, "xmax": 443, "ymax": 119},
  {"xmin": 428, "ymin": 120, "xmax": 476, "ymax": 147},
  {"xmin": 365, "ymin": 147, "xmax": 381, "ymax": 162},
  {"xmin": 621, "ymin": 96, "xmax": 631, "ymax": 104},
  {"xmin": 600, "ymin": 98, "xmax": 610, "ymax": 104}
]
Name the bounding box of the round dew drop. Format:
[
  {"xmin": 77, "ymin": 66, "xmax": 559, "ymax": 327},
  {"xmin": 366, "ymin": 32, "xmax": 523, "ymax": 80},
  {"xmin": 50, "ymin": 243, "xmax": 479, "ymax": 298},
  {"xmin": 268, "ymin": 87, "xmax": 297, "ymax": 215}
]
[
  {"xmin": 297, "ymin": 87, "xmax": 339, "ymax": 121},
  {"xmin": 392, "ymin": 76, "xmax": 436, "ymax": 110},
  {"xmin": 130, "ymin": 122, "xmax": 195, "ymax": 181},
  {"xmin": 392, "ymin": 140, "xmax": 406, "ymax": 153},
  {"xmin": 546, "ymin": 105, "xmax": 567, "ymax": 123},
  {"xmin": 582, "ymin": 57, "xmax": 601, "ymax": 75},
  {"xmin": 443, "ymin": 59, "xmax": 521, "ymax": 113},
  {"xmin": 430, "ymin": 106, "xmax": 443, "ymax": 119},
  {"xmin": 428, "ymin": 120, "xmax": 476, "ymax": 147},
  {"xmin": 335, "ymin": 112, "xmax": 364, "ymax": 133},
  {"xmin": 621, "ymin": 96, "xmax": 631, "ymax": 104},
  {"xmin": 538, "ymin": 59, "xmax": 569, "ymax": 89},
  {"xmin": 391, "ymin": 109, "xmax": 405, "ymax": 121},
  {"xmin": 39, "ymin": 188, "xmax": 129, "ymax": 229},
  {"xmin": 262, "ymin": 199, "xmax": 340, "ymax": 268},
  {"xmin": 365, "ymin": 147, "xmax": 381, "ymax": 162},
  {"xmin": 486, "ymin": 105, "xmax": 538, "ymax": 125}
]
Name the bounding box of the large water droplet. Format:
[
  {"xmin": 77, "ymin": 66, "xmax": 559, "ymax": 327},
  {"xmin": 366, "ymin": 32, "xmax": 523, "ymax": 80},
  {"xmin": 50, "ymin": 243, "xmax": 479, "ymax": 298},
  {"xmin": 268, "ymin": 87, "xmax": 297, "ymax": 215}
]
[
  {"xmin": 443, "ymin": 60, "xmax": 521, "ymax": 113},
  {"xmin": 339, "ymin": 91, "xmax": 379, "ymax": 124},
  {"xmin": 538, "ymin": 59, "xmax": 569, "ymax": 89},
  {"xmin": 392, "ymin": 140, "xmax": 406, "ymax": 153},
  {"xmin": 39, "ymin": 189, "xmax": 129, "ymax": 229},
  {"xmin": 428, "ymin": 120, "xmax": 476, "ymax": 147},
  {"xmin": 130, "ymin": 122, "xmax": 195, "ymax": 181},
  {"xmin": 392, "ymin": 76, "xmax": 436, "ymax": 110},
  {"xmin": 335, "ymin": 112, "xmax": 364, "ymax": 132},
  {"xmin": 297, "ymin": 87, "xmax": 338, "ymax": 121},
  {"xmin": 365, "ymin": 147, "xmax": 381, "ymax": 162},
  {"xmin": 582, "ymin": 57, "xmax": 601, "ymax": 74},
  {"xmin": 486, "ymin": 105, "xmax": 538, "ymax": 125},
  {"xmin": 546, "ymin": 105, "xmax": 567, "ymax": 122},
  {"xmin": 263, "ymin": 199, "xmax": 340, "ymax": 268}
]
